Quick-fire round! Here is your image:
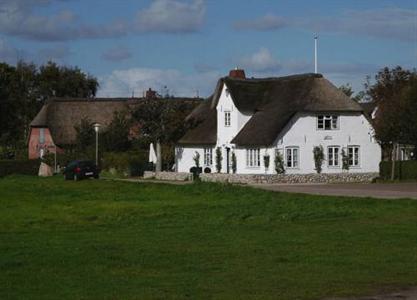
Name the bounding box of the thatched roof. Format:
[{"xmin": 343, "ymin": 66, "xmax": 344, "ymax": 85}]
[
  {"xmin": 359, "ymin": 101, "xmax": 378, "ymax": 118},
  {"xmin": 178, "ymin": 73, "xmax": 364, "ymax": 146},
  {"xmin": 31, "ymin": 97, "xmax": 200, "ymax": 146}
]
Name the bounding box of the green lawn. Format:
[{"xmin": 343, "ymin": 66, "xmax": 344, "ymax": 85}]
[{"xmin": 1, "ymin": 176, "xmax": 416, "ymax": 300}]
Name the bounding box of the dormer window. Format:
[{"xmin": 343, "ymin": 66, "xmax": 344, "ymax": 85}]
[
  {"xmin": 317, "ymin": 115, "xmax": 338, "ymax": 130},
  {"xmin": 225, "ymin": 111, "xmax": 231, "ymax": 127}
]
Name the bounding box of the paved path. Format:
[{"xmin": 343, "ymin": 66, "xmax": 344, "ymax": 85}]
[{"xmin": 250, "ymin": 182, "xmax": 417, "ymax": 199}]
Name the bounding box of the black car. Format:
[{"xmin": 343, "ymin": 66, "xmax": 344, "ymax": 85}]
[{"xmin": 63, "ymin": 160, "xmax": 100, "ymax": 181}]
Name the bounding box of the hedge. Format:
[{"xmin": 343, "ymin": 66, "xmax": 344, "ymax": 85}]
[
  {"xmin": 380, "ymin": 160, "xmax": 417, "ymax": 180},
  {"xmin": 101, "ymin": 151, "xmax": 151, "ymax": 177},
  {"xmin": 0, "ymin": 160, "xmax": 40, "ymax": 177}
]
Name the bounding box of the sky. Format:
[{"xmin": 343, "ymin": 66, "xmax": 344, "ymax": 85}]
[{"xmin": 0, "ymin": 0, "xmax": 416, "ymax": 98}]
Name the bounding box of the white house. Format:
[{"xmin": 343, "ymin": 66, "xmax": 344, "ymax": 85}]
[{"xmin": 176, "ymin": 70, "xmax": 381, "ymax": 174}]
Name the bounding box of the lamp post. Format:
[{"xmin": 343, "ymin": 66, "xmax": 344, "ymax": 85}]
[{"xmin": 93, "ymin": 123, "xmax": 101, "ymax": 166}]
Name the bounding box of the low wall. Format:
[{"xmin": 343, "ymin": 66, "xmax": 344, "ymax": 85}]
[
  {"xmin": 143, "ymin": 171, "xmax": 192, "ymax": 181},
  {"xmin": 200, "ymin": 172, "xmax": 379, "ymax": 184}
]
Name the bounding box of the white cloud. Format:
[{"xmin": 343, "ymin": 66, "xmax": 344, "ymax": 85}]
[
  {"xmin": 0, "ymin": 0, "xmax": 205, "ymax": 42},
  {"xmin": 135, "ymin": 0, "xmax": 205, "ymax": 33},
  {"xmin": 98, "ymin": 67, "xmax": 220, "ymax": 98},
  {"xmin": 239, "ymin": 48, "xmax": 281, "ymax": 73}
]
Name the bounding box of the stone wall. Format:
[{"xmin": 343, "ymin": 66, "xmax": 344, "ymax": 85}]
[
  {"xmin": 143, "ymin": 171, "xmax": 192, "ymax": 181},
  {"xmin": 200, "ymin": 172, "xmax": 379, "ymax": 184}
]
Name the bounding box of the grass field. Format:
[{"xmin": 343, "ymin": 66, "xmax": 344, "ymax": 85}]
[{"xmin": 0, "ymin": 176, "xmax": 416, "ymax": 300}]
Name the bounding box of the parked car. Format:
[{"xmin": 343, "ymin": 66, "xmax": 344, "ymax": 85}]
[{"xmin": 63, "ymin": 160, "xmax": 100, "ymax": 181}]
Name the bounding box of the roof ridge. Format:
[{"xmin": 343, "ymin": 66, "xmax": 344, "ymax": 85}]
[{"xmin": 225, "ymin": 73, "xmax": 323, "ymax": 82}]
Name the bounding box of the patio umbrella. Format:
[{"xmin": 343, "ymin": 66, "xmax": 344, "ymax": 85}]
[{"xmin": 149, "ymin": 143, "xmax": 157, "ymax": 164}]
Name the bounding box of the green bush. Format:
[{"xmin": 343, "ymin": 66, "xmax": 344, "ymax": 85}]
[
  {"xmin": 102, "ymin": 151, "xmax": 150, "ymax": 177},
  {"xmin": 0, "ymin": 160, "xmax": 40, "ymax": 177},
  {"xmin": 380, "ymin": 160, "xmax": 417, "ymax": 180}
]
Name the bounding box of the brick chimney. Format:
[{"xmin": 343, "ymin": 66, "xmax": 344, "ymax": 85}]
[
  {"xmin": 229, "ymin": 68, "xmax": 246, "ymax": 79},
  {"xmin": 145, "ymin": 88, "xmax": 157, "ymax": 99}
]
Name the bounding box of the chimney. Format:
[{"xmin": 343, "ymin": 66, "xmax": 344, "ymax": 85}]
[
  {"xmin": 145, "ymin": 88, "xmax": 157, "ymax": 99},
  {"xmin": 229, "ymin": 67, "xmax": 246, "ymax": 79}
]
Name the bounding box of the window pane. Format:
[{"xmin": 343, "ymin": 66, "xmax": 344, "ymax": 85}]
[
  {"xmin": 286, "ymin": 149, "xmax": 292, "ymax": 167},
  {"xmin": 331, "ymin": 116, "xmax": 338, "ymax": 129},
  {"xmin": 293, "ymin": 149, "xmax": 298, "ymax": 167},
  {"xmin": 317, "ymin": 116, "xmax": 324, "ymax": 129},
  {"xmin": 354, "ymin": 147, "xmax": 359, "ymax": 166}
]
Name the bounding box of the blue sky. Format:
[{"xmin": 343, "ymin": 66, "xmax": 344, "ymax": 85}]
[{"xmin": 0, "ymin": 0, "xmax": 416, "ymax": 97}]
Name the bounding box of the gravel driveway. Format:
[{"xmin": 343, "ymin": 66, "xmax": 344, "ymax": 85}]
[{"xmin": 251, "ymin": 182, "xmax": 417, "ymax": 199}]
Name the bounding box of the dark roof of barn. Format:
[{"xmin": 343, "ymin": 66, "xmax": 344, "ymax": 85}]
[
  {"xmin": 178, "ymin": 73, "xmax": 364, "ymax": 146},
  {"xmin": 30, "ymin": 97, "xmax": 201, "ymax": 146}
]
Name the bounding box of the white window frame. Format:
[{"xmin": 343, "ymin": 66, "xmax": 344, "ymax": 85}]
[
  {"xmin": 204, "ymin": 148, "xmax": 213, "ymax": 166},
  {"xmin": 328, "ymin": 146, "xmax": 340, "ymax": 167},
  {"xmin": 246, "ymin": 148, "xmax": 260, "ymax": 168},
  {"xmin": 285, "ymin": 147, "xmax": 299, "ymax": 169},
  {"xmin": 224, "ymin": 111, "xmax": 231, "ymax": 127},
  {"xmin": 347, "ymin": 146, "xmax": 360, "ymax": 167},
  {"xmin": 317, "ymin": 115, "xmax": 339, "ymax": 130}
]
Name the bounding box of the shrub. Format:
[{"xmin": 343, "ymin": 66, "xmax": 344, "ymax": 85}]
[
  {"xmin": 274, "ymin": 151, "xmax": 285, "ymax": 174},
  {"xmin": 101, "ymin": 151, "xmax": 149, "ymax": 177},
  {"xmin": 0, "ymin": 160, "xmax": 40, "ymax": 177},
  {"xmin": 193, "ymin": 151, "xmax": 200, "ymax": 168},
  {"xmin": 263, "ymin": 154, "xmax": 270, "ymax": 172},
  {"xmin": 380, "ymin": 160, "xmax": 417, "ymax": 180},
  {"xmin": 231, "ymin": 152, "xmax": 237, "ymax": 174},
  {"xmin": 215, "ymin": 147, "xmax": 222, "ymax": 173},
  {"xmin": 204, "ymin": 167, "xmax": 211, "ymax": 173},
  {"xmin": 313, "ymin": 146, "xmax": 325, "ymax": 174},
  {"xmin": 342, "ymin": 149, "xmax": 349, "ymax": 171}
]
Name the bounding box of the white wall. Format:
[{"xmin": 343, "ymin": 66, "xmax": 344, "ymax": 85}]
[
  {"xmin": 176, "ymin": 86, "xmax": 381, "ymax": 174},
  {"xmin": 274, "ymin": 112, "xmax": 381, "ymax": 174},
  {"xmin": 216, "ymin": 83, "xmax": 252, "ymax": 146}
]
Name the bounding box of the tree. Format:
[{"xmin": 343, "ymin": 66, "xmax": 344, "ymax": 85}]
[
  {"xmin": 231, "ymin": 152, "xmax": 237, "ymax": 174},
  {"xmin": 339, "ymin": 84, "xmax": 354, "ymax": 97},
  {"xmin": 132, "ymin": 99, "xmax": 198, "ymax": 170},
  {"xmin": 342, "ymin": 149, "xmax": 349, "ymax": 171},
  {"xmin": 38, "ymin": 61, "xmax": 98, "ymax": 100},
  {"xmin": 0, "ymin": 60, "xmax": 99, "ymax": 151},
  {"xmin": 338, "ymin": 83, "xmax": 364, "ymax": 102},
  {"xmin": 367, "ymin": 66, "xmax": 417, "ymax": 179},
  {"xmin": 263, "ymin": 153, "xmax": 270, "ymax": 173},
  {"xmin": 274, "ymin": 151, "xmax": 285, "ymax": 174},
  {"xmin": 400, "ymin": 78, "xmax": 417, "ymax": 146},
  {"xmin": 215, "ymin": 147, "xmax": 222, "ymax": 173},
  {"xmin": 74, "ymin": 118, "xmax": 95, "ymax": 152},
  {"xmin": 102, "ymin": 111, "xmax": 131, "ymax": 152},
  {"xmin": 313, "ymin": 146, "xmax": 324, "ymax": 174}
]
